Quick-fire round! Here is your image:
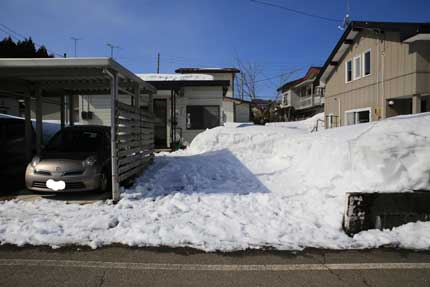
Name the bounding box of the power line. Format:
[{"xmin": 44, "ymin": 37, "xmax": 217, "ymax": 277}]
[
  {"xmin": 0, "ymin": 23, "xmax": 63, "ymax": 57},
  {"xmin": 250, "ymin": 0, "xmax": 341, "ymax": 23},
  {"xmin": 253, "ymin": 68, "xmax": 302, "ymax": 84}
]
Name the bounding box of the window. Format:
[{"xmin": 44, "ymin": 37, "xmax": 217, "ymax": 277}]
[
  {"xmin": 363, "ymin": 50, "xmax": 371, "ymax": 76},
  {"xmin": 345, "ymin": 108, "xmax": 371, "ymax": 125},
  {"xmin": 186, "ymin": 105, "xmax": 220, "ymax": 130},
  {"xmin": 353, "ymin": 56, "xmax": 361, "ymax": 80},
  {"xmin": 46, "ymin": 130, "xmax": 103, "ymax": 153},
  {"xmin": 327, "ymin": 113, "xmax": 334, "ymax": 128},
  {"xmin": 306, "ymin": 86, "xmax": 312, "ymax": 96},
  {"xmin": 346, "ymin": 60, "xmax": 352, "ymax": 82}
]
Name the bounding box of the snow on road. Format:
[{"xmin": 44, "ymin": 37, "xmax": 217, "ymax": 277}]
[{"xmin": 1, "ymin": 113, "xmax": 430, "ymax": 251}]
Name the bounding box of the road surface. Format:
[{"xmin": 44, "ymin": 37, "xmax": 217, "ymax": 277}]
[{"xmin": 1, "ymin": 245, "xmax": 430, "ymax": 286}]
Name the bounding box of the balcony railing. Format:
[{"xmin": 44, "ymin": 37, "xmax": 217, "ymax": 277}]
[
  {"xmin": 294, "ymin": 95, "xmax": 324, "ymax": 110},
  {"xmin": 293, "ymin": 96, "xmax": 311, "ymax": 109}
]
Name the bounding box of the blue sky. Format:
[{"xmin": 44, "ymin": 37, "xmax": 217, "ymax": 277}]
[{"xmin": 1, "ymin": 0, "xmax": 429, "ymax": 99}]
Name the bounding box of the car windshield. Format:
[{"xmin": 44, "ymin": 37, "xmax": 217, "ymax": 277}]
[{"xmin": 45, "ymin": 129, "xmax": 103, "ymax": 153}]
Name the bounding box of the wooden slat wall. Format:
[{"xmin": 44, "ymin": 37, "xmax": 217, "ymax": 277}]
[{"xmin": 115, "ymin": 100, "xmax": 154, "ymax": 183}]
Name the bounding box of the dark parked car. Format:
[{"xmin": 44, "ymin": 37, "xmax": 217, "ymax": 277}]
[
  {"xmin": 25, "ymin": 125, "xmax": 111, "ymax": 193},
  {"xmin": 0, "ymin": 116, "xmax": 35, "ymax": 193}
]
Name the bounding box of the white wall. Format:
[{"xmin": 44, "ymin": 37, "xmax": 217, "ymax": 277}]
[
  {"xmin": 178, "ymin": 86, "xmax": 223, "ymax": 146},
  {"xmin": 222, "ymin": 100, "xmax": 235, "ymax": 123},
  {"xmin": 79, "ymin": 94, "xmax": 135, "ymax": 126},
  {"xmin": 210, "ymin": 73, "xmax": 235, "ymax": 98},
  {"xmin": 234, "ymin": 102, "xmax": 250, "ymax": 122}
]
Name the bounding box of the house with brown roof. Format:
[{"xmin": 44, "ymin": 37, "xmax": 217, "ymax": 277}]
[
  {"xmin": 317, "ymin": 21, "xmax": 430, "ymax": 128},
  {"xmin": 277, "ymin": 67, "xmax": 324, "ymax": 121}
]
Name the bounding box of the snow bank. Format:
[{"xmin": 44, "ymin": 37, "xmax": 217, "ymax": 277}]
[
  {"xmin": 137, "ymin": 73, "xmax": 214, "ymax": 81},
  {"xmin": 1, "ymin": 113, "xmax": 430, "ymax": 251},
  {"xmin": 266, "ymin": 112, "xmax": 324, "ymax": 132}
]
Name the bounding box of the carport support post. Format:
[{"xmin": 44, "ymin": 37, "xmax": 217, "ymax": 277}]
[
  {"xmin": 110, "ymin": 71, "xmax": 120, "ymax": 202},
  {"xmin": 35, "ymin": 87, "xmax": 43, "ymax": 154},
  {"xmin": 60, "ymin": 95, "xmax": 65, "ymax": 129},
  {"xmin": 24, "ymin": 94, "xmax": 33, "ymax": 161},
  {"xmin": 68, "ymin": 94, "xmax": 75, "ymax": 126}
]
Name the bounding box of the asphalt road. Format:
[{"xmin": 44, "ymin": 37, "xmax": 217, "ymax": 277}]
[{"xmin": 1, "ymin": 246, "xmax": 430, "ymax": 287}]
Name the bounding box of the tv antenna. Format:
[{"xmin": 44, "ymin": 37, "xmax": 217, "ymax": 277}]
[
  {"xmin": 338, "ymin": 0, "xmax": 351, "ymax": 30},
  {"xmin": 106, "ymin": 43, "xmax": 121, "ymax": 59},
  {"xmin": 70, "ymin": 37, "xmax": 82, "ymax": 57}
]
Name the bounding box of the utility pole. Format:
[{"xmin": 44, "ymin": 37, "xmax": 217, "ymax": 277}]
[
  {"xmin": 106, "ymin": 43, "xmax": 120, "ymax": 59},
  {"xmin": 70, "ymin": 37, "xmax": 82, "ymax": 57},
  {"xmin": 157, "ymin": 52, "xmax": 160, "ymax": 74}
]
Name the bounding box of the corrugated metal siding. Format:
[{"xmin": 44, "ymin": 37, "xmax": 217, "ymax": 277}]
[
  {"xmin": 324, "ymin": 30, "xmax": 421, "ymax": 125},
  {"xmin": 415, "ymin": 41, "xmax": 430, "ymax": 94}
]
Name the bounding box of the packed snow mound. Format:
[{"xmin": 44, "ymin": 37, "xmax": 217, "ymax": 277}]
[
  {"xmin": 137, "ymin": 73, "xmax": 213, "ymax": 81},
  {"xmin": 1, "ymin": 113, "xmax": 430, "ymax": 251},
  {"xmin": 265, "ymin": 112, "xmax": 324, "ymax": 132}
]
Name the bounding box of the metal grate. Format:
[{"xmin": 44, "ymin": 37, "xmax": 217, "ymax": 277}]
[
  {"xmin": 32, "ymin": 181, "xmax": 47, "ymax": 188},
  {"xmin": 63, "ymin": 171, "xmax": 84, "ymax": 176},
  {"xmin": 34, "ymin": 170, "xmax": 52, "ymax": 176},
  {"xmin": 32, "ymin": 181, "xmax": 85, "ymax": 189}
]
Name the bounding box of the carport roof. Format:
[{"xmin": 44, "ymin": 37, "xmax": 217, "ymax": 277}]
[{"xmin": 0, "ymin": 57, "xmax": 156, "ymax": 96}]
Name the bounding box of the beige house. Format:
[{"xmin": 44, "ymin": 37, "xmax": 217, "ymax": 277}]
[{"xmin": 318, "ymin": 21, "xmax": 430, "ymax": 128}]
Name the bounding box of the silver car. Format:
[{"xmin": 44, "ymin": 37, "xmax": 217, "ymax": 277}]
[{"xmin": 25, "ymin": 126, "xmax": 111, "ymax": 193}]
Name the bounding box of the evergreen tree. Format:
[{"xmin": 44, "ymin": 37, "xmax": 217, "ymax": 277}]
[
  {"xmin": 0, "ymin": 36, "xmax": 53, "ymax": 58},
  {"xmin": 35, "ymin": 46, "xmax": 50, "ymax": 58},
  {"xmin": 16, "ymin": 38, "xmax": 36, "ymax": 58},
  {"xmin": 0, "ymin": 37, "xmax": 17, "ymax": 58}
]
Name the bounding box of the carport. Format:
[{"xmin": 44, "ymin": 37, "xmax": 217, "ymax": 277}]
[{"xmin": 0, "ymin": 58, "xmax": 156, "ymax": 201}]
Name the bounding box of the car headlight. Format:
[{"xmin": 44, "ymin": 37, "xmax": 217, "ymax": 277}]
[
  {"xmin": 31, "ymin": 155, "xmax": 40, "ymax": 167},
  {"xmin": 83, "ymin": 155, "xmax": 97, "ymax": 167}
]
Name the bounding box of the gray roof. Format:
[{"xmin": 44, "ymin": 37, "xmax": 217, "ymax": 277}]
[{"xmin": 0, "ymin": 57, "xmax": 155, "ymax": 96}]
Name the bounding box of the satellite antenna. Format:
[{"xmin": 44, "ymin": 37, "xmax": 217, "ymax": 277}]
[{"xmin": 338, "ymin": 0, "xmax": 351, "ymax": 30}]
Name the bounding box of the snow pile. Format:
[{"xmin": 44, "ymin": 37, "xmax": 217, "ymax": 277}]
[
  {"xmin": 266, "ymin": 112, "xmax": 325, "ymax": 132},
  {"xmin": 1, "ymin": 113, "xmax": 430, "ymax": 251},
  {"xmin": 137, "ymin": 73, "xmax": 214, "ymax": 81},
  {"xmin": 223, "ymin": 122, "xmax": 254, "ymax": 128}
]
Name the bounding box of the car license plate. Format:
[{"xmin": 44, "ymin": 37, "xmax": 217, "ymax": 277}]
[{"xmin": 46, "ymin": 179, "xmax": 66, "ymax": 191}]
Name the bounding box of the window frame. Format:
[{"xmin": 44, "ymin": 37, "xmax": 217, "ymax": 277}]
[
  {"xmin": 186, "ymin": 105, "xmax": 220, "ymax": 130},
  {"xmin": 362, "ymin": 49, "xmax": 371, "ymax": 77},
  {"xmin": 344, "ymin": 107, "xmax": 372, "ymax": 125},
  {"xmin": 345, "ymin": 59, "xmax": 353, "ymax": 83},
  {"xmin": 353, "ymin": 55, "xmax": 362, "ymax": 80}
]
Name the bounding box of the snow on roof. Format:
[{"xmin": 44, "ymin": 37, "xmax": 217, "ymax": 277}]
[
  {"xmin": 0, "ymin": 113, "xmax": 23, "ymax": 119},
  {"xmin": 137, "ymin": 73, "xmax": 214, "ymax": 81}
]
